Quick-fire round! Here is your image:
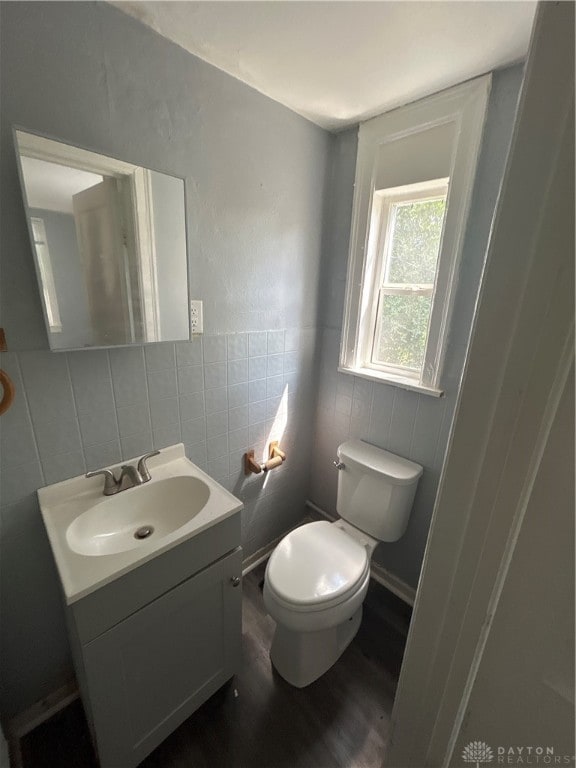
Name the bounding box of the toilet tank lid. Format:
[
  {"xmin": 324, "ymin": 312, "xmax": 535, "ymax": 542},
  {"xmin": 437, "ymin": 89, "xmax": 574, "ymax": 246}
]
[{"xmin": 337, "ymin": 440, "xmax": 423, "ymax": 485}]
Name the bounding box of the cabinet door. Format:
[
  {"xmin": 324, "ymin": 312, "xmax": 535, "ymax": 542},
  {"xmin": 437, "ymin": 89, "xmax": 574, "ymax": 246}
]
[{"xmin": 83, "ymin": 548, "xmax": 242, "ymax": 768}]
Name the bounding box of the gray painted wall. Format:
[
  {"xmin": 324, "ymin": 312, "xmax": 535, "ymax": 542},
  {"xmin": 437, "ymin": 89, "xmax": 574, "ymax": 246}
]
[
  {"xmin": 0, "ymin": 1, "xmax": 330, "ymax": 717},
  {"xmin": 309, "ymin": 65, "xmax": 524, "ymax": 589}
]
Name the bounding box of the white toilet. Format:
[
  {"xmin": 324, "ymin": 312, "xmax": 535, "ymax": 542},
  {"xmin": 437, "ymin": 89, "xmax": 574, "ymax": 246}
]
[{"xmin": 263, "ymin": 439, "xmax": 422, "ymax": 688}]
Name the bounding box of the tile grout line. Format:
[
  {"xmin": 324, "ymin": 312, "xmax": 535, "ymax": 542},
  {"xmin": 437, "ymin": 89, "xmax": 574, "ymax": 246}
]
[
  {"xmin": 150, "ymin": 344, "xmax": 182, "ymax": 447},
  {"xmin": 376, "ymin": 385, "xmax": 397, "ymax": 446},
  {"xmin": 14, "ymin": 352, "xmax": 46, "ymax": 488},
  {"xmin": 407, "ymin": 394, "xmax": 422, "ymax": 458},
  {"xmin": 64, "ymin": 352, "xmax": 86, "ymax": 476},
  {"xmin": 105, "ymin": 349, "xmax": 122, "ymax": 466},
  {"xmin": 432, "ymin": 397, "xmax": 451, "ymax": 472},
  {"xmin": 140, "ymin": 346, "xmax": 154, "ymax": 457}
]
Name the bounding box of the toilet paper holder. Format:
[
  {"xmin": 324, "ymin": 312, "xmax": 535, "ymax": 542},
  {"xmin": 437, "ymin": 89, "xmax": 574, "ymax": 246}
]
[{"xmin": 244, "ymin": 441, "xmax": 286, "ymax": 475}]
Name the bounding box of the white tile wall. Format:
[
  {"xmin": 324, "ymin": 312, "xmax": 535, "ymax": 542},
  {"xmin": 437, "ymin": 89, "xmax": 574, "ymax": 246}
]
[
  {"xmin": 0, "ymin": 328, "xmax": 317, "ymax": 561},
  {"xmin": 202, "ymin": 335, "xmax": 227, "ymax": 364},
  {"xmin": 248, "ymin": 332, "xmax": 267, "ymax": 358},
  {"xmin": 248, "ymin": 356, "xmax": 267, "ymax": 381},
  {"xmin": 204, "ymin": 386, "xmax": 228, "ymax": 415},
  {"xmin": 248, "ymin": 379, "xmax": 267, "ymax": 403},
  {"xmin": 227, "ymin": 359, "xmax": 248, "ymax": 386},
  {"xmin": 310, "ymin": 326, "xmax": 453, "ymax": 587},
  {"xmin": 228, "ymin": 383, "xmax": 248, "ymax": 409},
  {"xmin": 148, "ymin": 368, "xmax": 178, "ymax": 400},
  {"xmin": 109, "ymin": 347, "xmax": 148, "ymax": 406},
  {"xmin": 227, "ymin": 334, "xmax": 248, "ymax": 361},
  {"xmin": 144, "ymin": 342, "xmax": 175, "ymax": 372}
]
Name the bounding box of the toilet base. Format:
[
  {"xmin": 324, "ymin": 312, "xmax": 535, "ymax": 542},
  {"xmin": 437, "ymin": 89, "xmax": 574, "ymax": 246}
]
[{"xmin": 269, "ymin": 606, "xmax": 363, "ymax": 688}]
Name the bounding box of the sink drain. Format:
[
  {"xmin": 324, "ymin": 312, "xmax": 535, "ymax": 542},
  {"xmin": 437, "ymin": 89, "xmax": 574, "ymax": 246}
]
[{"xmin": 134, "ymin": 525, "xmax": 154, "ymax": 540}]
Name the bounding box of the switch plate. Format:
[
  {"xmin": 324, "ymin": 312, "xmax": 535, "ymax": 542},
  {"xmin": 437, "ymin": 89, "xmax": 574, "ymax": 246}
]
[{"xmin": 189, "ymin": 300, "xmax": 203, "ymax": 335}]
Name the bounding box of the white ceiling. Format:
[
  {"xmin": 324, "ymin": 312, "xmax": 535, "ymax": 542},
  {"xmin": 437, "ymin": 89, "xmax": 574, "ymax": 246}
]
[{"xmin": 113, "ymin": 1, "xmax": 536, "ymax": 132}]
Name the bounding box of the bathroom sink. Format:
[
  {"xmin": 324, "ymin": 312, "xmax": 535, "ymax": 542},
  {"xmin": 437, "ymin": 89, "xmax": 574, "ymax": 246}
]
[
  {"xmin": 66, "ymin": 476, "xmax": 211, "ymax": 556},
  {"xmin": 38, "ymin": 444, "xmax": 243, "ymax": 603}
]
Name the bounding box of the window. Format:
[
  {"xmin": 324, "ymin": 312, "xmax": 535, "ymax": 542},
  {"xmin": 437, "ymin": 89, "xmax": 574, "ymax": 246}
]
[
  {"xmin": 368, "ymin": 179, "xmax": 448, "ymax": 378},
  {"xmin": 340, "ymin": 76, "xmax": 491, "ymax": 395},
  {"xmin": 31, "ymin": 217, "xmax": 62, "ymax": 333}
]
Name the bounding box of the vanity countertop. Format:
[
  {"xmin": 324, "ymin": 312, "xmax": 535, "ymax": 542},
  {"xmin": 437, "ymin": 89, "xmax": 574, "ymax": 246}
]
[{"xmin": 38, "ymin": 444, "xmax": 243, "ymax": 604}]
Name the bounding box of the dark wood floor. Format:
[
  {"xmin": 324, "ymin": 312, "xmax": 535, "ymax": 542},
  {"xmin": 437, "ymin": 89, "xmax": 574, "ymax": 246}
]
[{"xmin": 23, "ymin": 563, "xmax": 410, "ymax": 768}]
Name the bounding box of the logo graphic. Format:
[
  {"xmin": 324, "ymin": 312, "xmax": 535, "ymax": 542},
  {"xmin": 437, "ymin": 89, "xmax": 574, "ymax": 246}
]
[{"xmin": 462, "ymin": 741, "xmax": 494, "ymax": 767}]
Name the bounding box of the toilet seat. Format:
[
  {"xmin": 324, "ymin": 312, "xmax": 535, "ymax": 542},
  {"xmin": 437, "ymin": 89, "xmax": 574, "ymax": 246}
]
[
  {"xmin": 265, "ymin": 567, "xmax": 370, "ymax": 614},
  {"xmin": 265, "ymin": 521, "xmax": 369, "ymax": 611}
]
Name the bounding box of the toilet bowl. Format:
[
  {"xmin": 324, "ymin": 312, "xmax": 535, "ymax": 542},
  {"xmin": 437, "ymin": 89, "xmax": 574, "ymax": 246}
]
[
  {"xmin": 263, "ymin": 520, "xmax": 375, "ymax": 687},
  {"xmin": 263, "ymin": 440, "xmax": 423, "ymax": 688}
]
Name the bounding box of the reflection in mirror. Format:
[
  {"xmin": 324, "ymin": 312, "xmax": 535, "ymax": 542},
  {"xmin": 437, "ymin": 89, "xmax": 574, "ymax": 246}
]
[{"xmin": 15, "ymin": 130, "xmax": 190, "ymax": 350}]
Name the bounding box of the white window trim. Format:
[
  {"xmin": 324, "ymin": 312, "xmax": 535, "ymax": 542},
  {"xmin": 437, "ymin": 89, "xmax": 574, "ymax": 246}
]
[
  {"xmin": 339, "ymin": 75, "xmax": 491, "ymax": 396},
  {"xmin": 361, "ymin": 178, "xmax": 448, "ymax": 382}
]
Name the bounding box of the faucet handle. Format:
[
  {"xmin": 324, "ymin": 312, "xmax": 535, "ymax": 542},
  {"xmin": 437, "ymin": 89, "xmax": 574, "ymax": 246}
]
[
  {"xmin": 86, "ymin": 468, "xmax": 119, "ymax": 496},
  {"xmin": 137, "ymin": 450, "xmax": 160, "ymax": 482}
]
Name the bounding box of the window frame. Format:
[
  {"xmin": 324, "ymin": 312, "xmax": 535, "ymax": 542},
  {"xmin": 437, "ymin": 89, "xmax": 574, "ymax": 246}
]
[
  {"xmin": 339, "ymin": 75, "xmax": 491, "ymax": 396},
  {"xmin": 361, "ymin": 178, "xmax": 449, "ymax": 381}
]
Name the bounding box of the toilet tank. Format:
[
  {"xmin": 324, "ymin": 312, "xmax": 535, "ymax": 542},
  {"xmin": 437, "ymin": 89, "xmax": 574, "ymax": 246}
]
[{"xmin": 336, "ymin": 440, "xmax": 423, "ymax": 542}]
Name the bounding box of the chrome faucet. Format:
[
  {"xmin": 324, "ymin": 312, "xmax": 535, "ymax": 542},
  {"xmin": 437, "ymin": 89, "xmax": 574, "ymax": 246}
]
[
  {"xmin": 86, "ymin": 450, "xmax": 160, "ymax": 496},
  {"xmin": 85, "ymin": 468, "xmax": 119, "ymax": 496},
  {"xmin": 118, "ymin": 463, "xmax": 145, "ymax": 491}
]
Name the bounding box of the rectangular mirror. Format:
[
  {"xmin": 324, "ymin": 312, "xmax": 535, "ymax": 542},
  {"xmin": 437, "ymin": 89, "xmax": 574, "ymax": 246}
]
[{"xmin": 15, "ymin": 129, "xmax": 190, "ymax": 350}]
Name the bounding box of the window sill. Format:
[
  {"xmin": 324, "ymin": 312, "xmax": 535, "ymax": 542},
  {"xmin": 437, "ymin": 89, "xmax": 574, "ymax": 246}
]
[{"xmin": 338, "ymin": 365, "xmax": 444, "ymax": 398}]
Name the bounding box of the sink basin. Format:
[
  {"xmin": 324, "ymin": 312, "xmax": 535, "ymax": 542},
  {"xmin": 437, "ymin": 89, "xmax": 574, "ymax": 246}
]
[
  {"xmin": 66, "ymin": 476, "xmax": 211, "ymax": 556},
  {"xmin": 38, "ymin": 443, "xmax": 243, "ymax": 604}
]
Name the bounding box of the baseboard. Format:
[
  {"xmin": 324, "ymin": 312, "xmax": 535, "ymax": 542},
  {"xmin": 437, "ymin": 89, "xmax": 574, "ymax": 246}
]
[
  {"xmin": 369, "ymin": 561, "xmax": 416, "ymax": 607},
  {"xmin": 241, "ymin": 515, "xmax": 315, "ymax": 576},
  {"xmin": 242, "ymin": 544, "xmax": 274, "ymax": 576},
  {"xmin": 305, "ymin": 500, "xmax": 417, "ymax": 606},
  {"xmin": 3, "ymin": 678, "xmax": 79, "ymax": 768}
]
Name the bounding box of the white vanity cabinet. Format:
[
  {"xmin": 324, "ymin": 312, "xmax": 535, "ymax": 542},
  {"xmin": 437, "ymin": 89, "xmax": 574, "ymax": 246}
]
[{"xmin": 65, "ymin": 514, "xmax": 242, "ymax": 768}]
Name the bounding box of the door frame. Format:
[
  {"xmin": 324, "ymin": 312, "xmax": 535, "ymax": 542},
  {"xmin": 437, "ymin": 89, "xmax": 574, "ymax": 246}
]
[{"xmin": 386, "ymin": 4, "xmax": 575, "ymax": 766}]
